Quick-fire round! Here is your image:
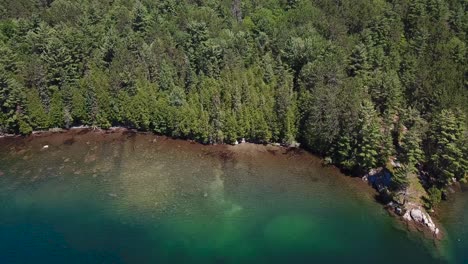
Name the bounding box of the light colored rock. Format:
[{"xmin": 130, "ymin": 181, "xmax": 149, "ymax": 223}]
[
  {"xmin": 405, "ymin": 208, "xmax": 439, "ymax": 234},
  {"xmin": 390, "ymin": 159, "xmax": 402, "ymax": 168},
  {"xmin": 410, "ymin": 208, "xmax": 424, "ymax": 222},
  {"xmin": 289, "ymin": 141, "xmax": 301, "ymax": 148},
  {"xmin": 71, "ymin": 126, "xmax": 90, "ymax": 130},
  {"xmin": 422, "ymin": 214, "xmax": 428, "ymax": 224},
  {"xmin": 42, "ymin": 145, "xmax": 49, "ymax": 150},
  {"xmin": 395, "ymin": 207, "xmax": 403, "ymax": 216},
  {"xmin": 403, "ymin": 211, "xmax": 412, "ymax": 221}
]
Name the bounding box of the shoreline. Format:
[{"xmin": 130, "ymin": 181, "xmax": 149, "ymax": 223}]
[
  {"xmin": 0, "ymin": 126, "xmax": 446, "ymax": 242},
  {"xmin": 1, "ymin": 126, "xmax": 299, "ymax": 146},
  {"xmin": 0, "ymin": 127, "xmax": 451, "ymax": 263}
]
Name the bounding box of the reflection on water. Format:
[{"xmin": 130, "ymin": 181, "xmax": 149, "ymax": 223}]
[{"xmin": 0, "ymin": 130, "xmax": 455, "ymax": 263}]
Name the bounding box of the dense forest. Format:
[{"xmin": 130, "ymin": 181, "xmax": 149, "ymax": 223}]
[{"xmin": 0, "ymin": 0, "xmax": 467, "ymax": 204}]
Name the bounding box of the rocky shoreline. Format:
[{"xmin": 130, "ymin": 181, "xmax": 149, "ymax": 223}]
[
  {"xmin": 0, "ymin": 126, "xmax": 445, "ymax": 241},
  {"xmin": 402, "ymin": 207, "xmax": 440, "ymax": 236},
  {"xmin": 363, "ymin": 168, "xmax": 443, "ymax": 240}
]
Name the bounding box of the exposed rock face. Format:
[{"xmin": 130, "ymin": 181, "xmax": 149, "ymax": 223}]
[
  {"xmin": 363, "ymin": 168, "xmax": 440, "ymax": 238},
  {"xmin": 410, "ymin": 209, "xmax": 424, "ymax": 222},
  {"xmin": 403, "ymin": 208, "xmax": 440, "ymax": 236}
]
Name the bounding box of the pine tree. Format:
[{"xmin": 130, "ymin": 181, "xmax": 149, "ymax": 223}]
[
  {"xmin": 17, "ymin": 114, "xmax": 32, "ymax": 135},
  {"xmin": 391, "ymin": 165, "xmax": 410, "ymax": 191},
  {"xmin": 26, "ymin": 89, "xmax": 49, "ymax": 129},
  {"xmin": 223, "ymin": 110, "xmax": 239, "ymax": 144},
  {"xmin": 0, "ymin": 66, "xmax": 27, "ymax": 133},
  {"xmin": 71, "ymin": 86, "xmax": 86, "ymax": 125},
  {"xmin": 401, "ymin": 129, "xmax": 425, "ymax": 166},
  {"xmin": 356, "ymin": 100, "xmax": 383, "ymax": 172},
  {"xmin": 274, "ymin": 64, "xmax": 297, "ymax": 144},
  {"xmin": 132, "ymin": 1, "xmax": 151, "ymax": 34},
  {"xmin": 369, "ymin": 70, "xmax": 403, "ymax": 114},
  {"xmin": 427, "ymin": 109, "xmax": 468, "ymax": 185},
  {"xmin": 48, "ymin": 88, "xmax": 64, "ymax": 128},
  {"xmin": 0, "ymin": 0, "xmax": 466, "ymax": 192},
  {"xmin": 348, "ymin": 43, "xmax": 369, "ymax": 77},
  {"xmin": 398, "ymin": 108, "xmax": 427, "ymax": 168},
  {"xmin": 333, "ymin": 134, "xmax": 356, "ymax": 171}
]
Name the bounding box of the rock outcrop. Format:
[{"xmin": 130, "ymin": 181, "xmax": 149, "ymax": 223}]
[
  {"xmin": 363, "ymin": 168, "xmax": 441, "ymax": 238},
  {"xmin": 403, "ymin": 207, "xmax": 440, "ymax": 236}
]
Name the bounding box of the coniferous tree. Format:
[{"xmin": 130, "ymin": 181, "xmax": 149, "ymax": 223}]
[
  {"xmin": 398, "ymin": 108, "xmax": 427, "ymax": 169},
  {"xmin": 0, "ymin": 0, "xmax": 466, "ymax": 197},
  {"xmin": 48, "ymin": 88, "xmax": 64, "ymax": 128},
  {"xmin": 356, "ymin": 100, "xmax": 384, "ymax": 172},
  {"xmin": 391, "ymin": 165, "xmax": 410, "ymax": 191},
  {"xmin": 426, "ymin": 110, "xmax": 468, "ymax": 185},
  {"xmin": 26, "ymin": 89, "xmax": 49, "ymax": 130}
]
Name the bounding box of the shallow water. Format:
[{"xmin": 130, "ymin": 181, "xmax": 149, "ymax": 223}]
[
  {"xmin": 439, "ymin": 184, "xmax": 468, "ymax": 263},
  {"xmin": 0, "ymin": 130, "xmax": 457, "ymax": 263}
]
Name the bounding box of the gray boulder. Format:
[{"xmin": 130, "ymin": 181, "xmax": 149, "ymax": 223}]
[{"xmin": 410, "ymin": 209, "xmax": 424, "ymax": 222}]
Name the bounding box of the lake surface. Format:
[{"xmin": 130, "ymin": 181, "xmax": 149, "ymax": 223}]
[{"xmin": 0, "ymin": 130, "xmax": 463, "ymax": 263}]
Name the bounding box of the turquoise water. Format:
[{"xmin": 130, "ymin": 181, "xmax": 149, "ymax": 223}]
[
  {"xmin": 0, "ymin": 131, "xmax": 458, "ymax": 263},
  {"xmin": 440, "ymin": 184, "xmax": 468, "ymax": 263}
]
